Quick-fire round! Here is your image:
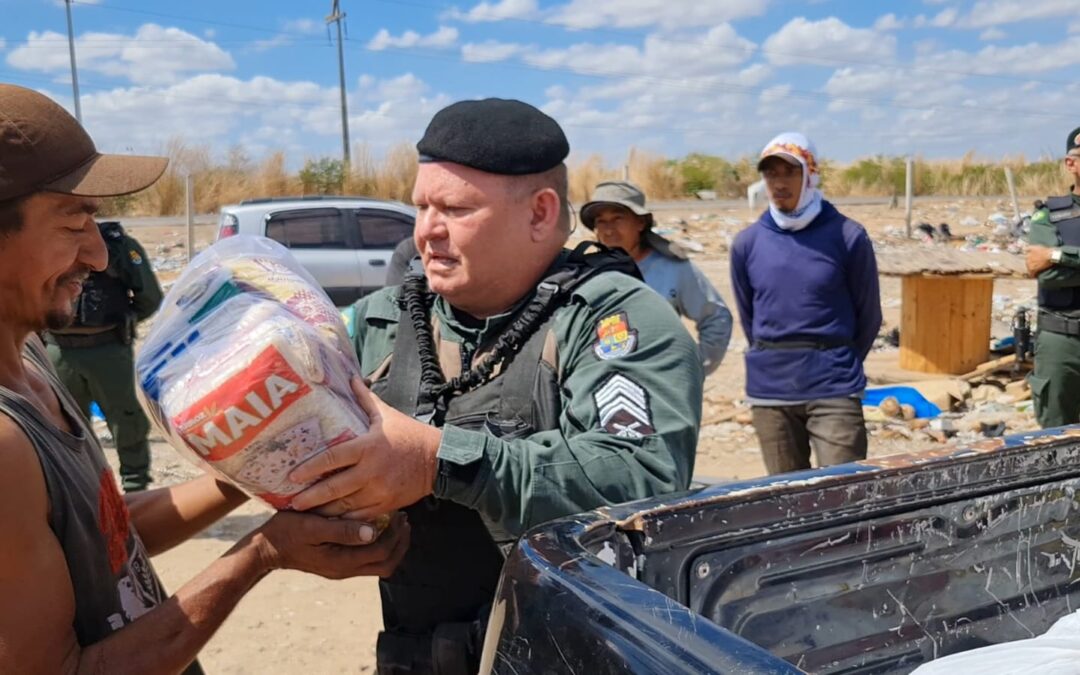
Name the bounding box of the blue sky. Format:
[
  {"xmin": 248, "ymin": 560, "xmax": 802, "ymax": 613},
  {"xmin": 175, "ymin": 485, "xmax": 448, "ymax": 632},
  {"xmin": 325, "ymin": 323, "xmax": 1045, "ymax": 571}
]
[{"xmin": 2, "ymin": 0, "xmax": 1079, "ymax": 166}]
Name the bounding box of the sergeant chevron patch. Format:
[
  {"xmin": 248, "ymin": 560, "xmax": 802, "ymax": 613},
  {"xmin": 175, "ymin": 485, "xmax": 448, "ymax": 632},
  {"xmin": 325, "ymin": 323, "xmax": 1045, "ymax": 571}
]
[{"xmin": 594, "ymin": 373, "xmax": 654, "ymax": 439}]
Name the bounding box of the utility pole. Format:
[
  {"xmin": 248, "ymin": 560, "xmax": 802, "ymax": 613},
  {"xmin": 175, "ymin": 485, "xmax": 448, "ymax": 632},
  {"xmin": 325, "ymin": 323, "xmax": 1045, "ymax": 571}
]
[
  {"xmin": 327, "ymin": 0, "xmax": 351, "ymax": 168},
  {"xmin": 64, "ymin": 0, "xmax": 82, "ymax": 122}
]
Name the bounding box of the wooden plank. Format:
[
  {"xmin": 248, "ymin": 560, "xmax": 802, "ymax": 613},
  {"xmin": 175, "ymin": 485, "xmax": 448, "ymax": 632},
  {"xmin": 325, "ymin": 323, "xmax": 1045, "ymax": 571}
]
[
  {"xmin": 899, "ymin": 276, "xmax": 923, "ymax": 371},
  {"xmin": 965, "ymin": 276, "xmax": 993, "ymax": 372},
  {"xmin": 960, "ymin": 354, "xmax": 1017, "ymax": 381}
]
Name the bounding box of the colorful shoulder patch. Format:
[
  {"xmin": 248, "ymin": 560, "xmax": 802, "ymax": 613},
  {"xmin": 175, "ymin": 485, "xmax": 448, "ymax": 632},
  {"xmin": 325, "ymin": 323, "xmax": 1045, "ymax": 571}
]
[
  {"xmin": 128, "ymin": 249, "xmax": 143, "ymax": 265},
  {"xmin": 593, "ymin": 311, "xmax": 638, "ymax": 360}
]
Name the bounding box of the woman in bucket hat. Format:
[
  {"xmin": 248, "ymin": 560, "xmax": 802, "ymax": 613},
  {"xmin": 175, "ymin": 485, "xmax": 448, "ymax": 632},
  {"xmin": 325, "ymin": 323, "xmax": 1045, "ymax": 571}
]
[{"xmin": 582, "ymin": 181, "xmax": 733, "ymax": 375}]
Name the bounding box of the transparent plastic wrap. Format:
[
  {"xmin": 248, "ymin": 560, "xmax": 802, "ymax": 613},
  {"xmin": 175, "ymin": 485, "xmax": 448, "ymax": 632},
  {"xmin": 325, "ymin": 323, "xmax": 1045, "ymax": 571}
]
[{"xmin": 136, "ymin": 236, "xmax": 369, "ymax": 509}]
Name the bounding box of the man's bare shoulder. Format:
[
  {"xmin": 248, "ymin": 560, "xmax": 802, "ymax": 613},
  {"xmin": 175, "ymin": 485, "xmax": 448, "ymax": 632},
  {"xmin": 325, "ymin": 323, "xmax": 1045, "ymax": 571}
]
[
  {"xmin": 0, "ymin": 412, "xmax": 81, "ymax": 673},
  {"xmin": 0, "ymin": 413, "xmax": 50, "ymax": 524}
]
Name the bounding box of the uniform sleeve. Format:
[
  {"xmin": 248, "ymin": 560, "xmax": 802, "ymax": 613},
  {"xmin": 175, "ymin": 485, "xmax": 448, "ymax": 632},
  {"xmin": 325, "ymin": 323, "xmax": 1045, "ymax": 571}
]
[
  {"xmin": 675, "ymin": 261, "xmax": 732, "ymax": 375},
  {"xmin": 349, "ymin": 289, "xmax": 400, "ymax": 377},
  {"xmin": 729, "ymin": 233, "xmax": 754, "ymax": 343},
  {"xmin": 433, "ymin": 281, "xmax": 703, "ymax": 538},
  {"xmin": 1030, "ymin": 208, "xmax": 1080, "ymax": 287},
  {"xmin": 127, "ymin": 238, "xmax": 163, "ymax": 322},
  {"xmin": 846, "ymin": 227, "xmax": 882, "ymax": 360}
]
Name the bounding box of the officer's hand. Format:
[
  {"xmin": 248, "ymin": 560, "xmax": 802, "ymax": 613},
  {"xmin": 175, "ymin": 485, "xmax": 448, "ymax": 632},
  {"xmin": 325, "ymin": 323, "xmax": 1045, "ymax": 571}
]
[
  {"xmin": 251, "ymin": 510, "xmax": 409, "ymax": 579},
  {"xmin": 1027, "ymin": 245, "xmax": 1055, "ymax": 276},
  {"xmin": 287, "ymin": 377, "xmax": 441, "ymax": 522}
]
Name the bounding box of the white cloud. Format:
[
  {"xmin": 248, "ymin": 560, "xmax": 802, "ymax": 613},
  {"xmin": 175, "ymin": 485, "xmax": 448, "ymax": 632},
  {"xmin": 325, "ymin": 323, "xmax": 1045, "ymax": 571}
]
[
  {"xmin": 873, "ymin": 13, "xmax": 906, "ymax": 31},
  {"xmin": 930, "ymin": 8, "xmax": 958, "ymax": 27},
  {"xmin": 446, "ymin": 0, "xmax": 539, "ymax": 22},
  {"xmin": 549, "ymin": 0, "xmax": 767, "ymax": 30},
  {"xmin": 1069, "ymin": 20, "xmax": 1080, "ymax": 34},
  {"xmin": 252, "ymin": 34, "xmax": 293, "ymax": 52},
  {"xmin": 824, "ymin": 66, "xmax": 903, "ymax": 99},
  {"xmin": 979, "ymin": 27, "xmax": 1007, "ymax": 40},
  {"xmin": 368, "ymin": 26, "xmax": 459, "ymax": 51},
  {"xmin": 763, "ymin": 17, "xmax": 896, "ymax": 67},
  {"xmin": 961, "ymin": 0, "xmax": 1079, "ymax": 28},
  {"xmin": 249, "ymin": 18, "xmax": 326, "ymax": 52},
  {"xmin": 522, "ymin": 24, "xmax": 756, "ymax": 79},
  {"xmin": 461, "ymin": 40, "xmax": 527, "ymax": 62},
  {"xmin": 0, "ymin": 38, "xmax": 6, "ymax": 52},
  {"xmin": 283, "ymin": 18, "xmax": 322, "ymax": 34},
  {"xmin": 447, "ymin": 0, "xmax": 765, "ymax": 30},
  {"xmin": 6, "ymin": 24, "xmax": 234, "ymax": 86},
  {"xmin": 55, "ymin": 72, "xmax": 449, "ymax": 162},
  {"xmin": 759, "ymin": 84, "xmax": 791, "ymax": 105},
  {"xmin": 917, "ymin": 38, "xmax": 1080, "ymax": 75}
]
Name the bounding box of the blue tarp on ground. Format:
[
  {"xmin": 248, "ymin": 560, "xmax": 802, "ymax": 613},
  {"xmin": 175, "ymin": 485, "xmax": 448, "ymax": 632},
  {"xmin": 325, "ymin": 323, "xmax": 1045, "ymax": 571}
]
[{"xmin": 864, "ymin": 386, "xmax": 942, "ymax": 419}]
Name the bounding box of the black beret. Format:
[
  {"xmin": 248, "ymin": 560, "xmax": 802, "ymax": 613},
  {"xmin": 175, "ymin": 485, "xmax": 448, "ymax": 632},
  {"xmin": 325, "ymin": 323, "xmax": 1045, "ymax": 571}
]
[
  {"xmin": 1069, "ymin": 126, "xmax": 1080, "ymax": 154},
  {"xmin": 417, "ymin": 98, "xmax": 569, "ymax": 175}
]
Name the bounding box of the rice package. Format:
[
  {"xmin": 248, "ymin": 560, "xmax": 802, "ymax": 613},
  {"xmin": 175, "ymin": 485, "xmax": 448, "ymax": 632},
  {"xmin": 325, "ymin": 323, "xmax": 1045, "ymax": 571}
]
[{"xmin": 136, "ymin": 236, "xmax": 368, "ymax": 509}]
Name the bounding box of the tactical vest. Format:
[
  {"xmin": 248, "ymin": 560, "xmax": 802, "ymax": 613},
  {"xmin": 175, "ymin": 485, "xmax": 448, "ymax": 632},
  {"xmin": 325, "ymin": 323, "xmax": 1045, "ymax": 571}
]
[
  {"xmin": 370, "ymin": 243, "xmax": 640, "ymax": 675},
  {"xmin": 71, "ymin": 222, "xmax": 137, "ymax": 329},
  {"xmin": 1039, "ymin": 196, "xmax": 1080, "ymax": 311}
]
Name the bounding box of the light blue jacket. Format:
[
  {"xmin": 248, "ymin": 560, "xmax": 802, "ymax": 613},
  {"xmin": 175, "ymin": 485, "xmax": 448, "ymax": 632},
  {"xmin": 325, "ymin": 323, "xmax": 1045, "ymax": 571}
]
[{"xmin": 637, "ymin": 249, "xmax": 733, "ymax": 375}]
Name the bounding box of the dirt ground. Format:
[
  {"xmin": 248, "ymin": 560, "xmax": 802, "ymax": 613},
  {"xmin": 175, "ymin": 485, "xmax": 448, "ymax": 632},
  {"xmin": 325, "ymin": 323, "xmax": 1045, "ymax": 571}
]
[{"xmin": 116, "ymin": 196, "xmax": 1039, "ymax": 672}]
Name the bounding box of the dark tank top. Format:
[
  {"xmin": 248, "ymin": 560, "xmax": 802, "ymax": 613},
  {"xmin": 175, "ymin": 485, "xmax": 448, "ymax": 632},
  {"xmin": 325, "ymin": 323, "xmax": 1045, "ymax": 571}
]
[{"xmin": 0, "ymin": 338, "xmax": 201, "ymax": 674}]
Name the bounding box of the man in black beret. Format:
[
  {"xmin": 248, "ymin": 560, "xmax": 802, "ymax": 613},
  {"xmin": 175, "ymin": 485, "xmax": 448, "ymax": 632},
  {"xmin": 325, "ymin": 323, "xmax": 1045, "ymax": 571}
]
[
  {"xmin": 1025, "ymin": 125, "xmax": 1080, "ymax": 427},
  {"xmin": 287, "ymin": 98, "xmax": 704, "ymax": 674}
]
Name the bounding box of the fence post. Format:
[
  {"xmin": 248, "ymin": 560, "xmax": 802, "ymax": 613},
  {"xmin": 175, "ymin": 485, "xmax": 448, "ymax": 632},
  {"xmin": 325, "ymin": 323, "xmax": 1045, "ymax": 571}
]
[
  {"xmin": 185, "ymin": 174, "xmax": 195, "ymax": 263},
  {"xmin": 1004, "ymin": 167, "xmax": 1021, "ymax": 222},
  {"xmin": 905, "ymin": 157, "xmax": 914, "ymax": 239}
]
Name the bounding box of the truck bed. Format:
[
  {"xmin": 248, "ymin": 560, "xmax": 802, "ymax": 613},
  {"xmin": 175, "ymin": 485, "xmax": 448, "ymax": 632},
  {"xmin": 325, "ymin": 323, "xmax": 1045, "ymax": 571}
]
[{"xmin": 483, "ymin": 428, "xmax": 1080, "ymax": 674}]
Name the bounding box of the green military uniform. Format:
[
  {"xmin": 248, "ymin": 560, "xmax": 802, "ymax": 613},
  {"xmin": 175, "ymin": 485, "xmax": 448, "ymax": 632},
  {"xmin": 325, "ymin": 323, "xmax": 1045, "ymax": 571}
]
[
  {"xmin": 46, "ymin": 222, "xmax": 163, "ymax": 491},
  {"xmin": 1028, "ymin": 192, "xmax": 1080, "ymax": 427},
  {"xmin": 349, "ymin": 248, "xmax": 703, "ymax": 673}
]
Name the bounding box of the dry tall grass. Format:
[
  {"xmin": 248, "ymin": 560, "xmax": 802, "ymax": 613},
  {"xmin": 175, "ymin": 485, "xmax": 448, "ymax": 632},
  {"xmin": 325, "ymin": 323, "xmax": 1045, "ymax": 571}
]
[
  {"xmin": 569, "ymin": 148, "xmax": 683, "ymax": 203},
  {"xmin": 98, "ymin": 139, "xmax": 1074, "ymax": 218}
]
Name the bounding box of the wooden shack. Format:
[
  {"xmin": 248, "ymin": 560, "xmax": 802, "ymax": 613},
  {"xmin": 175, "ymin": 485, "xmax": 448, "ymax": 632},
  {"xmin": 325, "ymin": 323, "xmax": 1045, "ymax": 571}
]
[{"xmin": 876, "ymin": 248, "xmax": 1026, "ymax": 375}]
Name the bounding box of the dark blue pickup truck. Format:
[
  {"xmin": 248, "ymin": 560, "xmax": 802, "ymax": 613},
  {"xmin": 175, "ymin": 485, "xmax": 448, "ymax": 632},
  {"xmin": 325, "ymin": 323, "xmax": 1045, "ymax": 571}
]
[{"xmin": 481, "ymin": 428, "xmax": 1080, "ymax": 674}]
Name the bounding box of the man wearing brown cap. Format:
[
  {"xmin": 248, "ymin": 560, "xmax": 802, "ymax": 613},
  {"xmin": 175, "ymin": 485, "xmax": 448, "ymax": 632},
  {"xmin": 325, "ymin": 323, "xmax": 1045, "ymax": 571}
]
[
  {"xmin": 286, "ymin": 98, "xmax": 704, "ymax": 674},
  {"xmin": 1025, "ymin": 126, "xmax": 1080, "ymax": 427},
  {"xmin": 0, "ymin": 84, "xmax": 409, "ymax": 673}
]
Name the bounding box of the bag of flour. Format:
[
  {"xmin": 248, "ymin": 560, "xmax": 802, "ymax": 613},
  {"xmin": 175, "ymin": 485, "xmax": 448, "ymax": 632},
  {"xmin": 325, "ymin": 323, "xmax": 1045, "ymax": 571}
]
[{"xmin": 136, "ymin": 236, "xmax": 368, "ymax": 509}]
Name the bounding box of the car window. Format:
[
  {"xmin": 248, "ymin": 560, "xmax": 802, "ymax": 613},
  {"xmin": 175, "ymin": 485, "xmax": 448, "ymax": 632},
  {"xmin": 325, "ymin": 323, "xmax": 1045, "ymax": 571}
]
[
  {"xmin": 265, "ymin": 208, "xmax": 347, "ymax": 249},
  {"xmin": 355, "ymin": 209, "xmax": 414, "ymax": 249}
]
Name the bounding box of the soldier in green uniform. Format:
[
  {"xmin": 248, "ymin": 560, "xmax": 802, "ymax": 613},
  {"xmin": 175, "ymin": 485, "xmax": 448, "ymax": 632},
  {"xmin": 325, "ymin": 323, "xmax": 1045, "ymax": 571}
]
[
  {"xmin": 1025, "ymin": 126, "xmax": 1080, "ymax": 427},
  {"xmin": 288, "ymin": 99, "xmax": 704, "ymax": 674},
  {"xmin": 45, "ymin": 220, "xmax": 163, "ymax": 491}
]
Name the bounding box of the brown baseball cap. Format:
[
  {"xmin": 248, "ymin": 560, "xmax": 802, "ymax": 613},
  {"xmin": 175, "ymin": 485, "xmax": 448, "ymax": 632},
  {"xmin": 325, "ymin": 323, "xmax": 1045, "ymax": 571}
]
[{"xmin": 0, "ymin": 84, "xmax": 167, "ymax": 202}]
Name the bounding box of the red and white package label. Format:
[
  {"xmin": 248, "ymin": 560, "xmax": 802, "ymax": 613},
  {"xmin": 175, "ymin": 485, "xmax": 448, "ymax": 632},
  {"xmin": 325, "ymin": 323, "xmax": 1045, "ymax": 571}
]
[{"xmin": 173, "ymin": 345, "xmax": 312, "ymax": 462}]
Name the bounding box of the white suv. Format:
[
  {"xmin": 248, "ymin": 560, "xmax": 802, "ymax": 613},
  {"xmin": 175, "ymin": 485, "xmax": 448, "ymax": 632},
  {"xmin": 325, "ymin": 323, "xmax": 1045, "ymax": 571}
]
[{"xmin": 216, "ymin": 196, "xmax": 415, "ymax": 306}]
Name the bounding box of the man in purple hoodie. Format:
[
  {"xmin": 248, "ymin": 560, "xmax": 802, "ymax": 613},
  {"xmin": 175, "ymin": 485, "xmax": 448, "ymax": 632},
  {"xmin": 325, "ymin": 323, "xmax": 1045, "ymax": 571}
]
[{"xmin": 731, "ymin": 133, "xmax": 882, "ymax": 475}]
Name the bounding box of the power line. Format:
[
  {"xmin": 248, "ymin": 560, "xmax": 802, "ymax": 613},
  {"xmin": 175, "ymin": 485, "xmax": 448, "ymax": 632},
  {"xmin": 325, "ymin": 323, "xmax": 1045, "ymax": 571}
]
[
  {"xmin": 364, "ymin": 0, "xmax": 1080, "ymax": 88},
  {"xmin": 343, "ymin": 40, "xmax": 1079, "ymax": 122},
  {"xmin": 69, "ymin": 0, "xmax": 316, "ymax": 37},
  {"xmin": 0, "ymin": 69, "xmax": 1050, "ymax": 145},
  {"xmin": 66, "ymin": 0, "xmax": 1080, "ymax": 89},
  {"xmin": 5, "ymin": 0, "xmax": 1070, "ymax": 140}
]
